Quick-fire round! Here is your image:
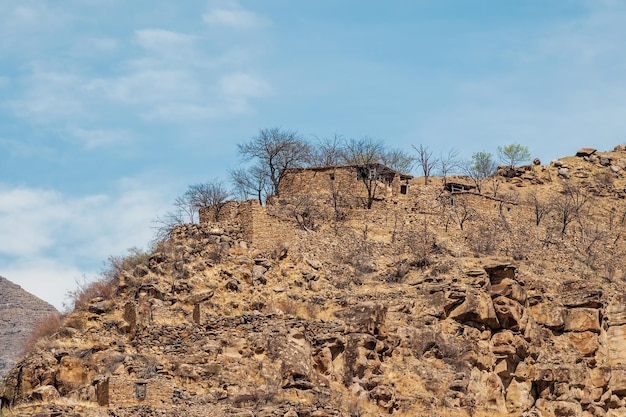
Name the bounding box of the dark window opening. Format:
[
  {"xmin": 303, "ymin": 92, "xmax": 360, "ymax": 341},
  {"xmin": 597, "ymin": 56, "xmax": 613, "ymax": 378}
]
[
  {"xmin": 329, "ymin": 173, "xmax": 335, "ymax": 180},
  {"xmin": 135, "ymin": 382, "xmax": 147, "ymax": 401},
  {"xmin": 400, "ymin": 184, "xmax": 408, "ymax": 195}
]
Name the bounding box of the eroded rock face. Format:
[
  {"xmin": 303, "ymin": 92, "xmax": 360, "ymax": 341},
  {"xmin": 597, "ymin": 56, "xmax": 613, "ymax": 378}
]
[
  {"xmin": 0, "ymin": 276, "xmax": 58, "ymax": 380},
  {"xmin": 3, "ymin": 218, "xmax": 626, "ymax": 417}
]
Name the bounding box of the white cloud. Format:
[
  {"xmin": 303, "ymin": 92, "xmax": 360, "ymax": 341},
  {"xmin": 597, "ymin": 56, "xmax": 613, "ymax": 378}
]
[
  {"xmin": 220, "ymin": 72, "xmax": 271, "ymax": 98},
  {"xmin": 0, "ymin": 3, "xmax": 72, "ymax": 51},
  {"xmin": 1, "ymin": 260, "xmax": 87, "ymax": 311},
  {"xmin": 2, "ymin": 2, "xmax": 273, "ymax": 145},
  {"xmin": 203, "ymin": 7, "xmax": 269, "ymax": 29},
  {"xmin": 0, "ymin": 179, "xmax": 174, "ymax": 310},
  {"xmin": 9, "ymin": 69, "xmax": 88, "ymax": 124},
  {"xmin": 64, "ymin": 126, "xmax": 135, "ymax": 149},
  {"xmin": 135, "ymin": 29, "xmax": 196, "ymax": 53}
]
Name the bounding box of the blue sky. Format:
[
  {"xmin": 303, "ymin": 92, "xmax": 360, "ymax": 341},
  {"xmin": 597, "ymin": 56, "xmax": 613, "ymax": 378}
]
[{"xmin": 2, "ymin": 0, "xmax": 626, "ymax": 309}]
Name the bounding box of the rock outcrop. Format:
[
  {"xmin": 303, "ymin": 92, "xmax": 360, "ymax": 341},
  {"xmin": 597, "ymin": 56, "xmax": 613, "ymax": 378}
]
[
  {"xmin": 5, "ymin": 148, "xmax": 626, "ymax": 416},
  {"xmin": 0, "ymin": 276, "xmax": 58, "ymax": 381}
]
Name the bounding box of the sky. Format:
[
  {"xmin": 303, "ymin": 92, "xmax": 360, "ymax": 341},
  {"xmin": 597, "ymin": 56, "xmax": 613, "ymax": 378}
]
[{"xmin": 2, "ymin": 0, "xmax": 626, "ymax": 310}]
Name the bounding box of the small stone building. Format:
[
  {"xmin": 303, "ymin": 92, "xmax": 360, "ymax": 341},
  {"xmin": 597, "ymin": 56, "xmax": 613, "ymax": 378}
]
[
  {"xmin": 278, "ymin": 164, "xmax": 413, "ymax": 202},
  {"xmin": 96, "ymin": 375, "xmax": 173, "ymax": 407}
]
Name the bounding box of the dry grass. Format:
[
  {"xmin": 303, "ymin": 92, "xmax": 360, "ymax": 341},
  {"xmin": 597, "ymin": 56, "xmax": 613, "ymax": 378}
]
[
  {"xmin": 66, "ymin": 247, "xmax": 150, "ymax": 311},
  {"xmin": 20, "ymin": 313, "xmax": 64, "ymax": 354}
]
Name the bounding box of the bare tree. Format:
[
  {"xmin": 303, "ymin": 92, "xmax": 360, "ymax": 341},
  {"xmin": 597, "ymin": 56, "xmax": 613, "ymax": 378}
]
[
  {"xmin": 309, "ymin": 134, "xmax": 344, "ymax": 166},
  {"xmin": 230, "ymin": 165, "xmax": 269, "ymax": 205},
  {"xmin": 553, "ymin": 184, "xmax": 591, "ymax": 235},
  {"xmin": 437, "ymin": 148, "xmax": 460, "ymax": 187},
  {"xmin": 341, "ymin": 137, "xmax": 412, "ymax": 209},
  {"xmin": 413, "ymin": 144, "xmax": 437, "ymax": 185},
  {"xmin": 152, "ymin": 180, "xmax": 231, "ymax": 241},
  {"xmin": 382, "ymin": 148, "xmax": 416, "ymax": 174},
  {"xmin": 527, "ymin": 191, "xmax": 553, "ymax": 226},
  {"xmin": 183, "ymin": 181, "xmax": 231, "ymax": 221},
  {"xmin": 152, "ymin": 211, "xmax": 186, "ymax": 242},
  {"xmin": 341, "ymin": 137, "xmax": 386, "ymax": 209},
  {"xmin": 446, "ymin": 194, "xmax": 476, "ymax": 230},
  {"xmin": 237, "ymin": 127, "xmax": 311, "ymax": 201}
]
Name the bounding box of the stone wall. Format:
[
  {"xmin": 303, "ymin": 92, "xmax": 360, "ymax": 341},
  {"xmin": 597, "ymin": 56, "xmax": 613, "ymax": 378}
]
[
  {"xmin": 200, "ymin": 200, "xmax": 298, "ymax": 254},
  {"xmin": 104, "ymin": 376, "xmax": 173, "ymax": 407},
  {"xmin": 278, "ymin": 166, "xmax": 412, "ymax": 204}
]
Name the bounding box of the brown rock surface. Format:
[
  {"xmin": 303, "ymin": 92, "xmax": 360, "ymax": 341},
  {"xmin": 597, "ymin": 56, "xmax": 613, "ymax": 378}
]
[
  {"xmin": 6, "ymin": 152, "xmax": 626, "ymax": 416},
  {"xmin": 0, "ymin": 276, "xmax": 58, "ymax": 381}
]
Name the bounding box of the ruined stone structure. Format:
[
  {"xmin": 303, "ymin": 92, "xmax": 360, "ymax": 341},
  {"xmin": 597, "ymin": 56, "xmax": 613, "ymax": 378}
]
[
  {"xmin": 99, "ymin": 376, "xmax": 173, "ymax": 407},
  {"xmin": 278, "ymin": 164, "xmax": 413, "ymax": 203}
]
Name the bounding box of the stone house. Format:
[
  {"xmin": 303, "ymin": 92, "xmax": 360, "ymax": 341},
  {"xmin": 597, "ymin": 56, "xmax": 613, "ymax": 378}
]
[
  {"xmin": 96, "ymin": 375, "xmax": 173, "ymax": 407},
  {"xmin": 278, "ymin": 164, "xmax": 413, "ymax": 204}
]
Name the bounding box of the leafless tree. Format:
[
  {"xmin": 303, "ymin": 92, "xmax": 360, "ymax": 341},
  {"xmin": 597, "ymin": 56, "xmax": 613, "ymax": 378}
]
[
  {"xmin": 341, "ymin": 137, "xmax": 387, "ymax": 209},
  {"xmin": 447, "ymin": 194, "xmax": 476, "ymax": 230},
  {"xmin": 230, "ymin": 165, "xmax": 269, "ymax": 205},
  {"xmin": 181, "ymin": 181, "xmax": 231, "ymax": 221},
  {"xmin": 237, "ymin": 127, "xmax": 311, "ymax": 201},
  {"xmin": 281, "ymin": 194, "xmax": 322, "ymax": 231},
  {"xmin": 152, "ymin": 180, "xmax": 231, "ymax": 241},
  {"xmin": 413, "ymin": 144, "xmax": 437, "ymax": 185},
  {"xmin": 340, "ymin": 137, "xmax": 413, "ymax": 208},
  {"xmin": 437, "ymin": 148, "xmax": 460, "ymax": 187},
  {"xmin": 527, "ymin": 191, "xmax": 553, "ymax": 226},
  {"xmin": 382, "ymin": 148, "xmax": 416, "ymax": 174},
  {"xmin": 152, "ymin": 211, "xmax": 186, "ymax": 242},
  {"xmin": 553, "ymin": 184, "xmax": 591, "ymax": 235},
  {"xmin": 309, "ymin": 134, "xmax": 344, "ymax": 166}
]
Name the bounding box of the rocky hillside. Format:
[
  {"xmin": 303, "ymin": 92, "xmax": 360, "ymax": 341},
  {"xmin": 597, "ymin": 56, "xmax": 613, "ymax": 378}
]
[
  {"xmin": 4, "ymin": 147, "xmax": 626, "ymax": 416},
  {"xmin": 0, "ymin": 276, "xmax": 58, "ymax": 382}
]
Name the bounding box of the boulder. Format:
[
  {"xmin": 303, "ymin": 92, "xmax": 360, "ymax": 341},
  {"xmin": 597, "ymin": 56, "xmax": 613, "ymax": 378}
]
[
  {"xmin": 610, "ymin": 368, "xmax": 626, "ymax": 396},
  {"xmin": 576, "ymin": 148, "xmax": 597, "ymax": 157},
  {"xmin": 30, "ymin": 385, "xmax": 60, "ymax": 402},
  {"xmin": 448, "ymin": 290, "xmax": 499, "ymax": 329},
  {"xmin": 493, "ymin": 296, "xmax": 525, "ymax": 331},
  {"xmin": 565, "ymin": 308, "xmax": 601, "ymax": 333},
  {"xmin": 529, "ymin": 303, "xmax": 565, "ymax": 329},
  {"xmin": 484, "ymin": 264, "xmax": 517, "ymax": 283},
  {"xmin": 506, "ymin": 379, "xmax": 534, "ymax": 414},
  {"xmin": 490, "ymin": 278, "xmax": 527, "ymax": 304},
  {"xmin": 566, "ymin": 331, "xmax": 598, "ymax": 356}
]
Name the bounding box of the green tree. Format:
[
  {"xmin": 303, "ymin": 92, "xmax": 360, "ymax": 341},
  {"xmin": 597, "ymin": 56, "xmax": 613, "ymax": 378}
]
[
  {"xmin": 497, "ymin": 143, "xmax": 531, "ymax": 168},
  {"xmin": 464, "ymin": 151, "xmax": 498, "ymax": 193}
]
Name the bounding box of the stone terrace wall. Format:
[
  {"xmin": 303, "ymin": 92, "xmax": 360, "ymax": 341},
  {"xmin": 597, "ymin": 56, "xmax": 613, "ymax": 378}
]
[{"xmin": 200, "ymin": 200, "xmax": 298, "ymax": 254}]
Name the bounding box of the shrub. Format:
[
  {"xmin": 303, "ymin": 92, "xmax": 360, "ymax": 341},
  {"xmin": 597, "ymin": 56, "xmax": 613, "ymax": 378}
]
[
  {"xmin": 67, "ymin": 277, "xmax": 117, "ymax": 311},
  {"xmin": 21, "ymin": 313, "xmax": 64, "ymax": 354},
  {"xmin": 66, "ymin": 247, "xmax": 151, "ymax": 311}
]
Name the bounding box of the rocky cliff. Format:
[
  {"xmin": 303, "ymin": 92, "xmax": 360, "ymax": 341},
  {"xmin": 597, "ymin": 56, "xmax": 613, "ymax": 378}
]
[
  {"xmin": 0, "ymin": 276, "xmax": 58, "ymax": 382},
  {"xmin": 4, "ymin": 148, "xmax": 626, "ymax": 416}
]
